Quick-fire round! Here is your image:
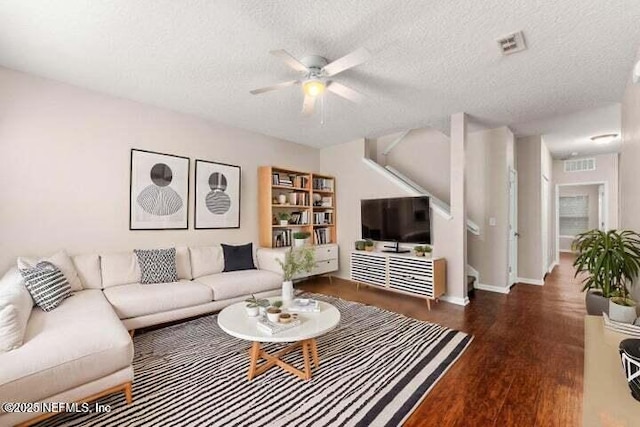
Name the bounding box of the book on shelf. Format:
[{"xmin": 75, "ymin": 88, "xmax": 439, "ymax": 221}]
[
  {"xmin": 320, "ymin": 196, "xmax": 333, "ymax": 207},
  {"xmin": 312, "ymin": 177, "xmax": 334, "ymax": 191},
  {"xmin": 313, "ymin": 211, "xmax": 332, "ymax": 225},
  {"xmin": 288, "ymin": 298, "xmax": 320, "ymax": 313},
  {"xmin": 273, "ymin": 173, "xmax": 309, "ymax": 189},
  {"xmin": 314, "ymin": 227, "xmax": 330, "ymax": 245},
  {"xmin": 256, "ymin": 316, "xmax": 302, "ymax": 335},
  {"xmin": 290, "ymin": 211, "xmax": 309, "ymax": 225},
  {"xmin": 272, "ymin": 229, "xmax": 293, "ymax": 247}
]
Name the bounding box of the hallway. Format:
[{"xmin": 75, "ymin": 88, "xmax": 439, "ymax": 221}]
[{"xmin": 300, "ymin": 253, "xmax": 585, "ymax": 426}]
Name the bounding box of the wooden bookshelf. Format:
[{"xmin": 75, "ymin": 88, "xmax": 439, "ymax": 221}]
[{"xmin": 259, "ymin": 166, "xmax": 337, "ymax": 248}]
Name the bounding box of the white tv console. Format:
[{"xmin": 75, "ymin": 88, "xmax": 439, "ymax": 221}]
[{"xmin": 349, "ymin": 250, "xmax": 446, "ymax": 310}]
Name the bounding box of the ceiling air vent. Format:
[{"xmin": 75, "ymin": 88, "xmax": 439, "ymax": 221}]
[
  {"xmin": 564, "ymin": 158, "xmax": 596, "ymax": 173},
  {"xmin": 497, "ymin": 31, "xmax": 527, "ymax": 55}
]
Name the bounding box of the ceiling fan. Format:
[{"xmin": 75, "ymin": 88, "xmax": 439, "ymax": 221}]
[{"xmin": 250, "ymin": 48, "xmax": 371, "ymax": 116}]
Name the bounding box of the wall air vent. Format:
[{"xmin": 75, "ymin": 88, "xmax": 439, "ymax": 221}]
[
  {"xmin": 497, "ymin": 31, "xmax": 527, "ymax": 55},
  {"xmin": 564, "ymin": 158, "xmax": 596, "ymax": 173}
]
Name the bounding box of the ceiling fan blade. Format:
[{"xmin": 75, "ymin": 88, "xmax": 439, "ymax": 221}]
[
  {"xmin": 270, "ymin": 49, "xmax": 309, "ymax": 73},
  {"xmin": 301, "ymin": 94, "xmax": 316, "ymax": 116},
  {"xmin": 327, "ymin": 82, "xmax": 363, "ymax": 103},
  {"xmin": 322, "ymin": 47, "xmax": 371, "ymax": 77},
  {"xmin": 249, "ymin": 80, "xmax": 299, "ymax": 95}
]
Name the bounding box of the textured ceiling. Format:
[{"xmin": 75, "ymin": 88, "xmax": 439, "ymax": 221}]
[
  {"xmin": 517, "ymin": 104, "xmax": 622, "ymax": 159},
  {"xmin": 1, "ymin": 0, "xmax": 639, "ymax": 147}
]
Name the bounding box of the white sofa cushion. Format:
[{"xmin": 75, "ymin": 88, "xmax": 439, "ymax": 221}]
[
  {"xmin": 176, "ymin": 247, "xmax": 192, "ymax": 280},
  {"xmin": 103, "ymin": 280, "xmax": 213, "ymax": 319},
  {"xmin": 196, "ymin": 270, "xmax": 282, "ymax": 300},
  {"xmin": 0, "ymin": 290, "xmax": 133, "ymax": 404},
  {"xmin": 190, "ymin": 246, "xmax": 224, "ymax": 278},
  {"xmin": 101, "ymin": 252, "xmax": 140, "ymax": 288},
  {"xmin": 17, "ymin": 251, "xmax": 83, "ymax": 292},
  {"xmin": 0, "ymin": 268, "xmax": 33, "ymax": 352},
  {"xmin": 72, "ymin": 254, "xmax": 102, "ymax": 289}
]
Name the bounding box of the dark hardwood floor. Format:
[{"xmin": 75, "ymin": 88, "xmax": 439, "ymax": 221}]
[{"xmin": 298, "ymin": 253, "xmax": 585, "ymax": 427}]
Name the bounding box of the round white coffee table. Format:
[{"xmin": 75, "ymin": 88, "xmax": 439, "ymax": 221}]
[{"xmin": 217, "ymin": 299, "xmax": 340, "ymax": 381}]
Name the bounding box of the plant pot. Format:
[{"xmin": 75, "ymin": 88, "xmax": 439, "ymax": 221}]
[
  {"xmin": 585, "ymin": 290, "xmax": 610, "ymax": 316},
  {"xmin": 365, "ymin": 246, "xmax": 374, "ymax": 252},
  {"xmin": 414, "ymin": 251, "xmax": 425, "ymax": 257},
  {"xmin": 355, "ymin": 241, "xmax": 365, "ymax": 251},
  {"xmin": 279, "ymin": 220, "xmax": 289, "ymax": 226},
  {"xmin": 266, "ymin": 308, "xmax": 281, "ymax": 322},
  {"xmin": 293, "ymin": 238, "xmax": 307, "ymax": 247},
  {"xmin": 278, "ymin": 194, "xmax": 287, "ymax": 204},
  {"xmin": 609, "ymin": 298, "xmax": 638, "ymax": 324},
  {"xmin": 245, "ymin": 305, "xmax": 259, "ymax": 317},
  {"xmin": 282, "ymin": 280, "xmax": 294, "ymax": 306}
]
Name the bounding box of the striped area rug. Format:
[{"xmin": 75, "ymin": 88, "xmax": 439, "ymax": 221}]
[{"xmin": 40, "ymin": 294, "xmax": 472, "ymax": 427}]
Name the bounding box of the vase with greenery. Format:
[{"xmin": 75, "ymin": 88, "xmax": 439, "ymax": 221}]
[
  {"xmin": 573, "ymin": 229, "xmax": 640, "ymax": 320},
  {"xmin": 293, "ymin": 231, "xmax": 311, "ymax": 247},
  {"xmin": 276, "ymin": 248, "xmax": 315, "ymax": 305},
  {"xmin": 277, "ymin": 212, "xmax": 291, "ymax": 226},
  {"xmin": 413, "ymin": 245, "xmax": 433, "ymax": 257}
]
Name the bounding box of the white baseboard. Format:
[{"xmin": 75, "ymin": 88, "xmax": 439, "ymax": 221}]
[
  {"xmin": 474, "ymin": 283, "xmax": 510, "ymax": 294},
  {"xmin": 547, "ymin": 261, "xmax": 558, "ymax": 274},
  {"xmin": 517, "ymin": 277, "xmax": 544, "ymax": 286},
  {"xmin": 440, "ymin": 295, "xmax": 470, "ymax": 306},
  {"xmin": 559, "ymin": 249, "xmax": 574, "ymax": 253}
]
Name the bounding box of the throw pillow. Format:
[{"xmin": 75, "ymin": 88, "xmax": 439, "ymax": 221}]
[
  {"xmin": 0, "ymin": 268, "xmax": 33, "ymax": 352},
  {"xmin": 221, "ymin": 243, "xmax": 256, "ymax": 272},
  {"xmin": 19, "ymin": 261, "xmax": 72, "ymax": 312},
  {"xmin": 134, "ymin": 248, "xmax": 179, "ymax": 284},
  {"xmin": 17, "ymin": 250, "xmax": 83, "ymax": 292}
]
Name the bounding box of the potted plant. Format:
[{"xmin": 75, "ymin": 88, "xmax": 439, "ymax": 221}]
[
  {"xmin": 244, "ymin": 294, "xmax": 270, "ymax": 317},
  {"xmin": 573, "ymin": 229, "xmax": 640, "ymax": 320},
  {"xmin": 277, "ymin": 212, "xmax": 291, "ymax": 226},
  {"xmin": 364, "ymin": 239, "xmax": 375, "ymax": 252},
  {"xmin": 355, "ymin": 240, "xmax": 366, "ymax": 251},
  {"xmin": 276, "ymin": 248, "xmax": 315, "ymax": 305},
  {"xmin": 293, "ymin": 231, "xmax": 311, "ymax": 247},
  {"xmin": 414, "ymin": 245, "xmax": 433, "ymax": 257}
]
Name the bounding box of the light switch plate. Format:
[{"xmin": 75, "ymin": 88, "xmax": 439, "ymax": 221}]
[{"xmin": 489, "ymin": 217, "xmax": 497, "ymax": 226}]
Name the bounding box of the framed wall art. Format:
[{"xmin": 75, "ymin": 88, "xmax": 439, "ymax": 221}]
[
  {"xmin": 130, "ymin": 149, "xmax": 189, "ymax": 230},
  {"xmin": 195, "ymin": 160, "xmax": 241, "ymax": 229}
]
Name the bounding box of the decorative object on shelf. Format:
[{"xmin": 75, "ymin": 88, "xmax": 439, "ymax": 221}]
[
  {"xmin": 293, "ymin": 231, "xmax": 311, "ymax": 247},
  {"xmin": 355, "ymin": 240, "xmax": 366, "ymax": 251},
  {"xmin": 194, "ymin": 160, "xmax": 240, "ymax": 229},
  {"xmin": 130, "ymin": 149, "xmax": 189, "ymax": 230},
  {"xmin": 279, "ymin": 313, "xmax": 293, "ymax": 324},
  {"xmin": 276, "ymin": 248, "xmax": 315, "ymax": 305},
  {"xmin": 573, "ymin": 229, "xmax": 640, "ymax": 316},
  {"xmin": 364, "ymin": 239, "xmax": 375, "ymax": 252},
  {"xmin": 266, "ymin": 307, "xmax": 282, "ymax": 322},
  {"xmin": 619, "ymin": 339, "xmax": 640, "ymax": 401},
  {"xmin": 244, "ymin": 294, "xmax": 270, "ymax": 317},
  {"xmin": 277, "ymin": 212, "xmax": 291, "ymax": 226},
  {"xmin": 278, "ymin": 194, "xmax": 287, "ymax": 204},
  {"xmin": 313, "ymin": 193, "xmax": 322, "ymax": 206},
  {"xmin": 413, "ymin": 245, "xmax": 433, "ymax": 257}
]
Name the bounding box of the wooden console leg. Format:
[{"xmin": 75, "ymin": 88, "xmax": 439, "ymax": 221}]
[
  {"xmin": 357, "ymin": 282, "xmax": 360, "ymax": 291},
  {"xmin": 248, "ymin": 342, "xmax": 261, "ymax": 381},
  {"xmin": 426, "ymin": 298, "xmax": 431, "ymax": 311},
  {"xmin": 123, "ymin": 382, "xmax": 133, "ymax": 404},
  {"xmin": 328, "ymin": 275, "xmax": 333, "ymax": 285}
]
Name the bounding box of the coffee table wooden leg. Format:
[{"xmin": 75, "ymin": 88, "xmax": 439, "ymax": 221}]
[
  {"xmin": 310, "ymin": 338, "xmax": 319, "ymax": 368},
  {"xmin": 248, "ymin": 342, "xmax": 261, "ymax": 380},
  {"xmin": 302, "ymin": 340, "xmax": 312, "ymax": 381}
]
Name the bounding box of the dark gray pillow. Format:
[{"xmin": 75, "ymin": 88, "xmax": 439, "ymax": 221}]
[
  {"xmin": 19, "ymin": 261, "xmax": 72, "ymax": 312},
  {"xmin": 222, "ymin": 243, "xmax": 256, "ymax": 272},
  {"xmin": 134, "ymin": 248, "xmax": 179, "ymax": 284}
]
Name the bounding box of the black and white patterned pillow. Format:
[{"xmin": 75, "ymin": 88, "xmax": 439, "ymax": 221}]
[
  {"xmin": 134, "ymin": 248, "xmax": 179, "ymax": 284},
  {"xmin": 19, "ymin": 261, "xmax": 72, "ymax": 312}
]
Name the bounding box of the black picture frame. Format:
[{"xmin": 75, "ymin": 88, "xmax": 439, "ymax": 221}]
[
  {"xmin": 194, "ymin": 159, "xmax": 241, "ymax": 229},
  {"xmin": 129, "ymin": 148, "xmax": 190, "ymax": 230}
]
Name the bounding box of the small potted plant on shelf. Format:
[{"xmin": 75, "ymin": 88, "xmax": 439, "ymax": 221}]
[
  {"xmin": 277, "ymin": 212, "xmax": 291, "ymax": 226},
  {"xmin": 414, "ymin": 245, "xmax": 433, "ymax": 257},
  {"xmin": 355, "ymin": 240, "xmax": 366, "ymax": 251},
  {"xmin": 276, "ymin": 248, "xmax": 315, "ymax": 305},
  {"xmin": 364, "ymin": 239, "xmax": 375, "ymax": 252},
  {"xmin": 573, "ymin": 229, "xmax": 640, "ymax": 321},
  {"xmin": 293, "ymin": 231, "xmax": 311, "ymax": 247},
  {"xmin": 244, "ymin": 294, "xmax": 270, "ymax": 317}
]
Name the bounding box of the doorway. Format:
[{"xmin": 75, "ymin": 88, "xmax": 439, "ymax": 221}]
[
  {"xmin": 508, "ymin": 168, "xmax": 518, "ymax": 287},
  {"xmin": 555, "ymin": 182, "xmax": 608, "ymax": 260}
]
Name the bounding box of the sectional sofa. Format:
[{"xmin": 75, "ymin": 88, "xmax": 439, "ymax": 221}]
[{"xmin": 0, "ymin": 245, "xmax": 284, "ymax": 427}]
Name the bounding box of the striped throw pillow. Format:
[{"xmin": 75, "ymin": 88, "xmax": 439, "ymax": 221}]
[
  {"xmin": 134, "ymin": 248, "xmax": 178, "ymax": 284},
  {"xmin": 19, "ymin": 261, "xmax": 72, "ymax": 312}
]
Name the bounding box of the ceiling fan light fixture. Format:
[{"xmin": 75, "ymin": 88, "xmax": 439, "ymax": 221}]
[
  {"xmin": 590, "ymin": 133, "xmax": 619, "ymax": 144},
  {"xmin": 303, "ymin": 79, "xmax": 326, "ymax": 97}
]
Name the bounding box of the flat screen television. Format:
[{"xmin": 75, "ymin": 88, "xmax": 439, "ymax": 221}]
[{"xmin": 361, "ymin": 196, "xmax": 431, "ymax": 244}]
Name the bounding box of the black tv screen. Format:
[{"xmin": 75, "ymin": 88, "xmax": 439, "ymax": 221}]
[{"xmin": 361, "ymin": 196, "xmax": 431, "ymax": 244}]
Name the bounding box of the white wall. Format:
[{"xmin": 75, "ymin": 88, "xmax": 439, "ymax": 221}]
[
  {"xmin": 466, "ymin": 127, "xmax": 514, "ymax": 289},
  {"xmin": 0, "ymin": 68, "xmax": 319, "ymax": 271},
  {"xmin": 620, "ymin": 49, "xmax": 640, "ymax": 301}
]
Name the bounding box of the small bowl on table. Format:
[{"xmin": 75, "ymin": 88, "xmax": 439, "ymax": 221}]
[
  {"xmin": 266, "ymin": 307, "xmax": 281, "ymax": 322},
  {"xmin": 279, "ymin": 313, "xmax": 292, "ymax": 324}
]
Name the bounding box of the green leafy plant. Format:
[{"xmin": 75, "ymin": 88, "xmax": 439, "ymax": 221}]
[
  {"xmin": 245, "ymin": 294, "xmax": 270, "ymax": 308},
  {"xmin": 271, "ymin": 300, "xmax": 283, "ymax": 308},
  {"xmin": 293, "ymin": 231, "xmax": 311, "ymax": 239},
  {"xmin": 364, "ymin": 239, "xmax": 374, "ymax": 247},
  {"xmin": 414, "ymin": 245, "xmax": 433, "ymax": 254},
  {"xmin": 355, "ymin": 240, "xmax": 366, "ymax": 250},
  {"xmin": 572, "ymin": 229, "xmax": 640, "ymax": 300},
  {"xmin": 276, "ymin": 248, "xmax": 315, "ymax": 281},
  {"xmin": 277, "ymin": 212, "xmax": 291, "ymax": 221}
]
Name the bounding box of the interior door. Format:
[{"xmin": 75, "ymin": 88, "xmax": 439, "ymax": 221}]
[
  {"xmin": 508, "ymin": 168, "xmax": 518, "ymax": 286},
  {"xmin": 541, "ymin": 176, "xmax": 550, "ymax": 276}
]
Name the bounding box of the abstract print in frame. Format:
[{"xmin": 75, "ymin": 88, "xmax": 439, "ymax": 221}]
[
  {"xmin": 195, "ymin": 160, "xmax": 241, "ymax": 229},
  {"xmin": 130, "ymin": 149, "xmax": 189, "ymax": 230}
]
